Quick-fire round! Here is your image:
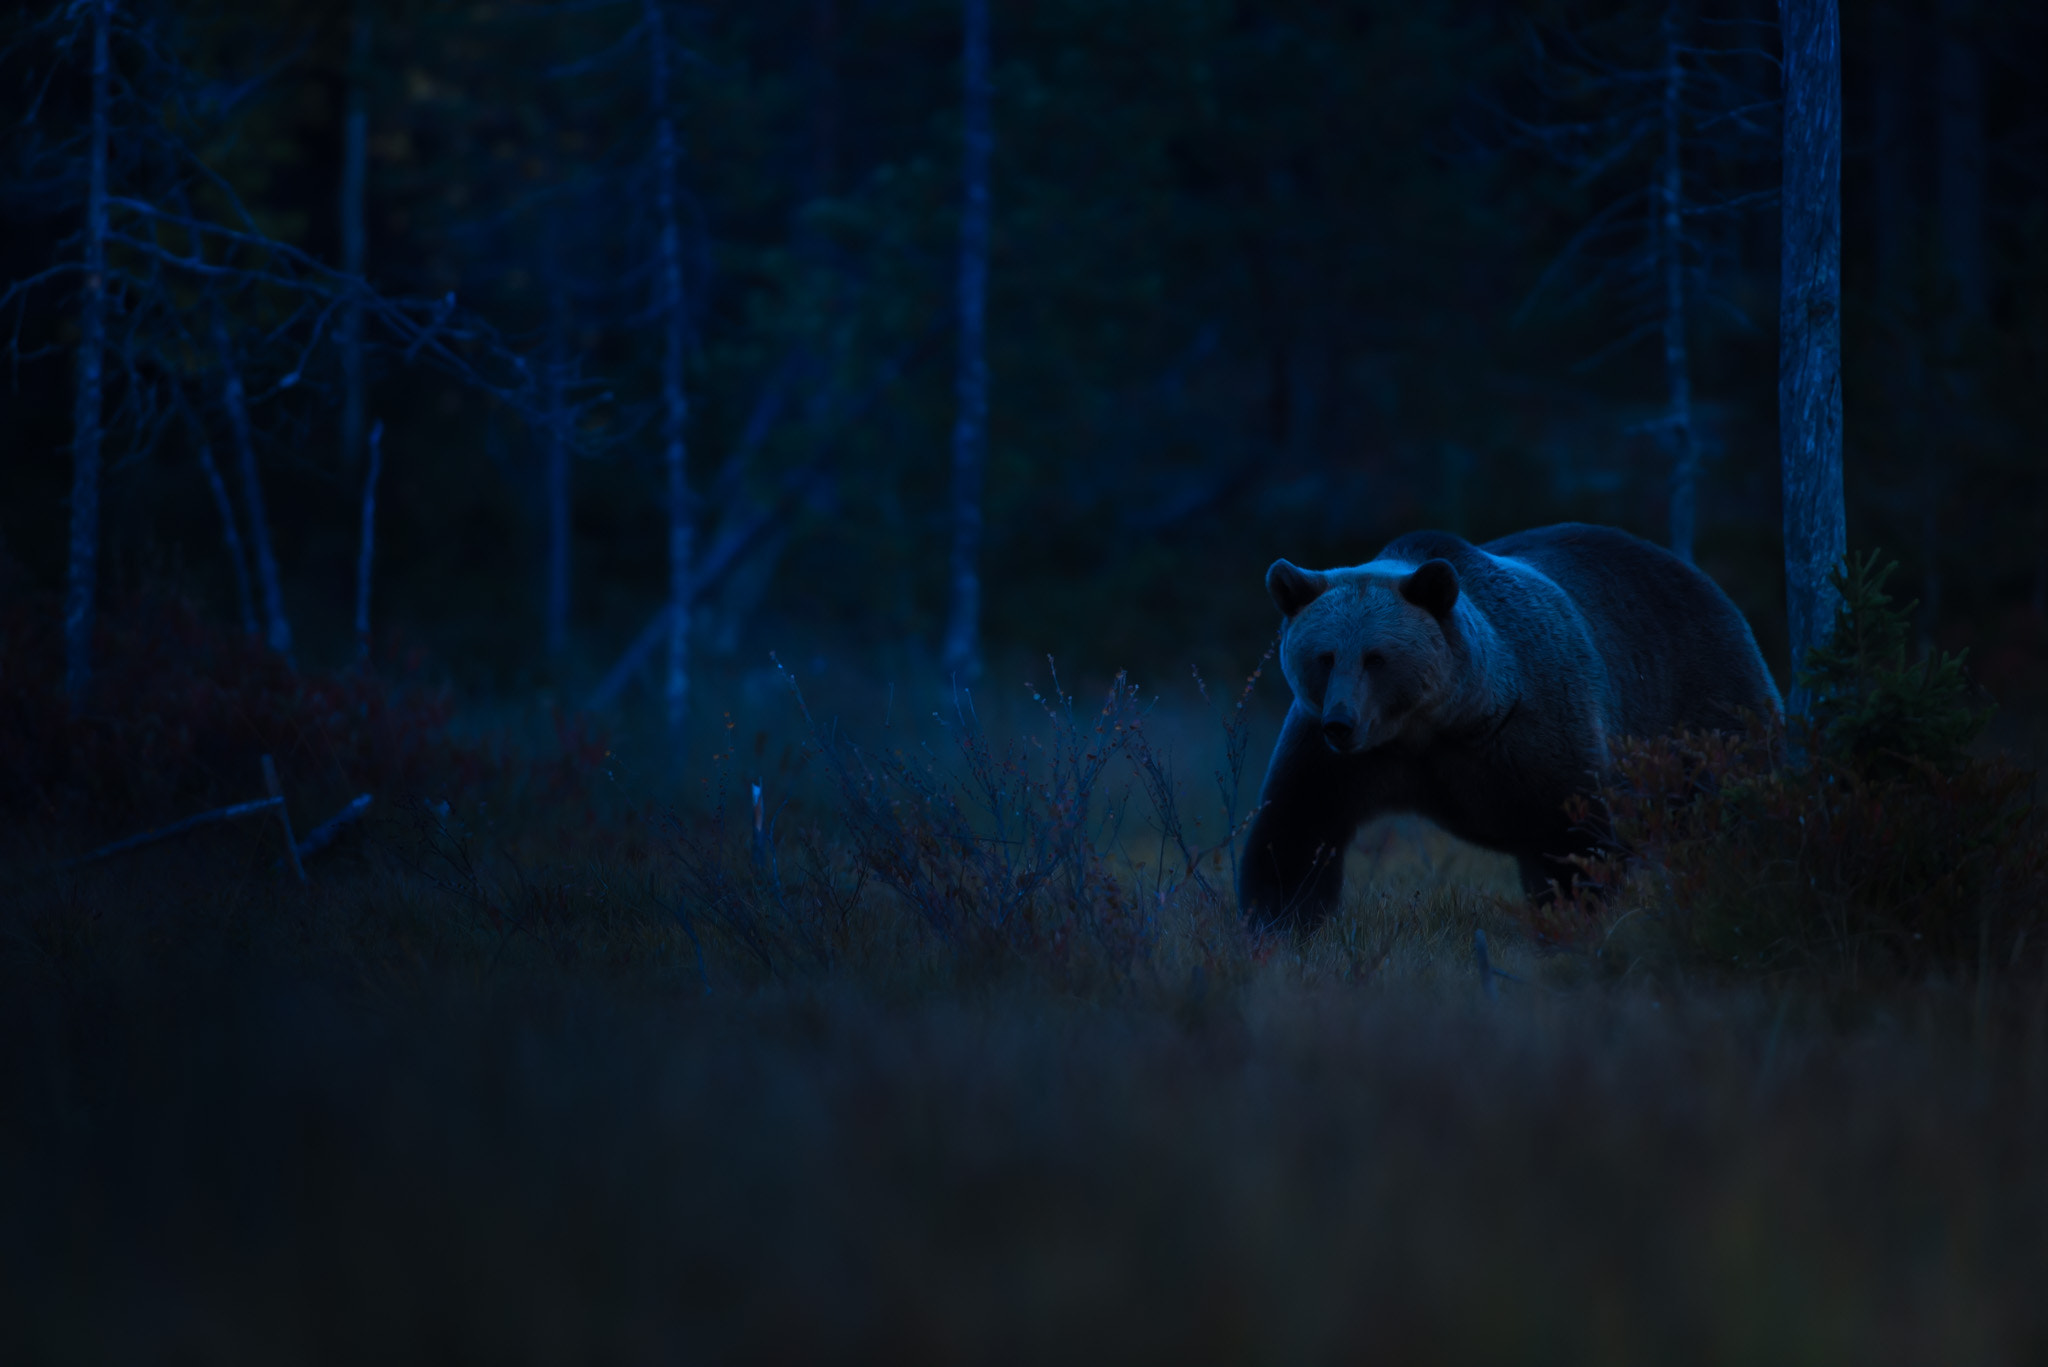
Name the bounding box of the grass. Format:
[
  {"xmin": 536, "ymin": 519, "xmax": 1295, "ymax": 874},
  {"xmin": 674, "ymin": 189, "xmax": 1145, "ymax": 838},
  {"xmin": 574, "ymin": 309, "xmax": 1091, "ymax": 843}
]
[{"xmin": 5, "ymin": 599, "xmax": 2048, "ymax": 1363}]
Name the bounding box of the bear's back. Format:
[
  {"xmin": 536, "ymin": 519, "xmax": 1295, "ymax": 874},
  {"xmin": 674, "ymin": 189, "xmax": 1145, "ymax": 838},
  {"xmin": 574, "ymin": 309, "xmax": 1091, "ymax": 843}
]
[{"xmin": 1475, "ymin": 523, "xmax": 1780, "ymax": 737}]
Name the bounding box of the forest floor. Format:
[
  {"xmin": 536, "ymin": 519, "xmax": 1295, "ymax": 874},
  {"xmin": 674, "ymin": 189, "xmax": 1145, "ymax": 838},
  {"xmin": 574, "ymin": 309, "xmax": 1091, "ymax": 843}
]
[{"xmin": 5, "ymin": 643, "xmax": 2048, "ymax": 1364}]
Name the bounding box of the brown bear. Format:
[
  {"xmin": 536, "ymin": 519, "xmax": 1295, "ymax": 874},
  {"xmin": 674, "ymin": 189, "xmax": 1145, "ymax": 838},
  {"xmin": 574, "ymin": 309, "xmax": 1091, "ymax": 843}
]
[{"xmin": 1238, "ymin": 522, "xmax": 1781, "ymax": 935}]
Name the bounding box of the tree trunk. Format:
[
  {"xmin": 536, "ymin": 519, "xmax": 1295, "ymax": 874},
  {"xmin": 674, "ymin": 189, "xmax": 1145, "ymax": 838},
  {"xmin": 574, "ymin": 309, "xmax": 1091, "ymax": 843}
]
[
  {"xmin": 197, "ymin": 439, "xmax": 258, "ymax": 639},
  {"xmin": 544, "ymin": 273, "xmax": 572, "ymax": 660},
  {"xmin": 1870, "ymin": 0, "xmax": 1916, "ymax": 308},
  {"xmin": 64, "ymin": 0, "xmax": 112, "ymax": 706},
  {"xmin": 1778, "ymin": 0, "xmax": 1845, "ymax": 698},
  {"xmin": 1660, "ymin": 0, "xmax": 1698, "ymax": 565},
  {"xmin": 942, "ymin": 0, "xmax": 992, "ymax": 682},
  {"xmin": 644, "ymin": 0, "xmax": 693, "ymax": 735},
  {"xmin": 355, "ymin": 420, "xmax": 384, "ymax": 662},
  {"xmin": 176, "ymin": 387, "xmax": 259, "ymax": 639},
  {"xmin": 1925, "ymin": 0, "xmax": 1983, "ymax": 649},
  {"xmin": 339, "ymin": 0, "xmax": 371, "ymax": 468},
  {"xmin": 810, "ymin": 0, "xmax": 839, "ymax": 203},
  {"xmin": 1935, "ymin": 0, "xmax": 1985, "ymax": 333},
  {"xmin": 214, "ymin": 313, "xmax": 295, "ymax": 661}
]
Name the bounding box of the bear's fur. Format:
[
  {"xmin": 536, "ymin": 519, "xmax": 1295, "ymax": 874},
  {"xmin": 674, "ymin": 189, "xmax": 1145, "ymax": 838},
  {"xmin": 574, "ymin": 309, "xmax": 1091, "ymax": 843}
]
[{"xmin": 1238, "ymin": 522, "xmax": 1781, "ymax": 934}]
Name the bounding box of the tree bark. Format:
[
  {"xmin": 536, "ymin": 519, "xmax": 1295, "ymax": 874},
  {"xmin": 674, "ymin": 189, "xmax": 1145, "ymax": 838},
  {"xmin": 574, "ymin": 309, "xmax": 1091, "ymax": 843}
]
[
  {"xmin": 197, "ymin": 439, "xmax": 258, "ymax": 640},
  {"xmin": 214, "ymin": 313, "xmax": 295, "ymax": 661},
  {"xmin": 1935, "ymin": 0, "xmax": 1986, "ymax": 332},
  {"xmin": 942, "ymin": 0, "xmax": 992, "ymax": 682},
  {"xmin": 1778, "ymin": 0, "xmax": 1845, "ymax": 697},
  {"xmin": 64, "ymin": 0, "xmax": 112, "ymax": 706},
  {"xmin": 644, "ymin": 0, "xmax": 693, "ymax": 735},
  {"xmin": 1870, "ymin": 0, "xmax": 1916, "ymax": 308},
  {"xmin": 175, "ymin": 386, "xmax": 259, "ymax": 639},
  {"xmin": 810, "ymin": 0, "xmax": 839, "ymax": 203},
  {"xmin": 339, "ymin": 0, "xmax": 371, "ymax": 468},
  {"xmin": 355, "ymin": 419, "xmax": 383, "ymax": 662},
  {"xmin": 1924, "ymin": 0, "xmax": 1984, "ymax": 649},
  {"xmin": 544, "ymin": 271, "xmax": 572, "ymax": 659},
  {"xmin": 1660, "ymin": 0, "xmax": 1698, "ymax": 565}
]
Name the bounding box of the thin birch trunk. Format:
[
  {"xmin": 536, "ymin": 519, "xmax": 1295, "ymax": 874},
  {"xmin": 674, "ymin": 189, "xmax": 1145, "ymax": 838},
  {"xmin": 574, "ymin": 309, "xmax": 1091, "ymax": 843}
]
[
  {"xmin": 197, "ymin": 441, "xmax": 258, "ymax": 638},
  {"xmin": 1926, "ymin": 0, "xmax": 1982, "ymax": 646},
  {"xmin": 355, "ymin": 419, "xmax": 384, "ymax": 662},
  {"xmin": 180, "ymin": 391, "xmax": 259, "ymax": 639},
  {"xmin": 214, "ymin": 313, "xmax": 295, "ymax": 661},
  {"xmin": 1870, "ymin": 0, "xmax": 1915, "ymax": 308},
  {"xmin": 339, "ymin": 1, "xmax": 371, "ymax": 468},
  {"xmin": 1778, "ymin": 0, "xmax": 1845, "ymax": 698},
  {"xmin": 1660, "ymin": 0, "xmax": 1697, "ymax": 565},
  {"xmin": 63, "ymin": 0, "xmax": 112, "ymax": 706},
  {"xmin": 644, "ymin": 0, "xmax": 692, "ymax": 735},
  {"xmin": 544, "ymin": 276, "xmax": 572, "ymax": 659},
  {"xmin": 942, "ymin": 0, "xmax": 992, "ymax": 682},
  {"xmin": 810, "ymin": 0, "xmax": 839, "ymax": 202},
  {"xmin": 1935, "ymin": 0, "xmax": 1985, "ymax": 332}
]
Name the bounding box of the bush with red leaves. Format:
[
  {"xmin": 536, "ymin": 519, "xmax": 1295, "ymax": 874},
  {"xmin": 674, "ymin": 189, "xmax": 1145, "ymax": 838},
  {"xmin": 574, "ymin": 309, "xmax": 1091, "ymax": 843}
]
[
  {"xmin": 1542, "ymin": 717, "xmax": 2046, "ymax": 986},
  {"xmin": 0, "ymin": 585, "xmax": 600, "ymax": 846}
]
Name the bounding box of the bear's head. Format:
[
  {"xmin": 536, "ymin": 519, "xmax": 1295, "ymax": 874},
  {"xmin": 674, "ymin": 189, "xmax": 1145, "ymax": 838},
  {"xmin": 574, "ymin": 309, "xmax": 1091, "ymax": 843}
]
[{"xmin": 1267, "ymin": 556, "xmax": 1463, "ymax": 755}]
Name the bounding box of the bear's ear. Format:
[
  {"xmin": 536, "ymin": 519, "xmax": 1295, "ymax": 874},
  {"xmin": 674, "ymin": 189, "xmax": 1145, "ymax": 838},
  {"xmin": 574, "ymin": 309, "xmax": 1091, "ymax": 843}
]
[
  {"xmin": 1399, "ymin": 558, "xmax": 1460, "ymax": 619},
  {"xmin": 1266, "ymin": 560, "xmax": 1328, "ymax": 618}
]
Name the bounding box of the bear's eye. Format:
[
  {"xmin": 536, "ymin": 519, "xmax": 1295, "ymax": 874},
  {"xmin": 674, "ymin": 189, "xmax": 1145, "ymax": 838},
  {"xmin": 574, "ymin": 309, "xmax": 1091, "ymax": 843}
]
[{"xmin": 1362, "ymin": 651, "xmax": 1385, "ymax": 670}]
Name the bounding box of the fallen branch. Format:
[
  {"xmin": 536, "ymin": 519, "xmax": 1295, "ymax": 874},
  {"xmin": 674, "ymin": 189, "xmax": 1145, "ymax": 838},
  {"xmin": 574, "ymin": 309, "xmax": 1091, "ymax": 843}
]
[
  {"xmin": 59, "ymin": 771, "xmax": 372, "ymax": 874},
  {"xmin": 296, "ymin": 793, "xmax": 374, "ymax": 859},
  {"xmin": 62, "ymin": 794, "xmax": 284, "ymax": 869}
]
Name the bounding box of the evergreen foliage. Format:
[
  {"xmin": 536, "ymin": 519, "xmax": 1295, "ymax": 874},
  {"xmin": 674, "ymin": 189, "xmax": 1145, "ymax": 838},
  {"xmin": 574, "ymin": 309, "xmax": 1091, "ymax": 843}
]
[
  {"xmin": 1798, "ymin": 550, "xmax": 1992, "ymax": 777},
  {"xmin": 1, "ymin": 0, "xmax": 2043, "ymax": 692},
  {"xmin": 1549, "ymin": 551, "xmax": 2038, "ymax": 990}
]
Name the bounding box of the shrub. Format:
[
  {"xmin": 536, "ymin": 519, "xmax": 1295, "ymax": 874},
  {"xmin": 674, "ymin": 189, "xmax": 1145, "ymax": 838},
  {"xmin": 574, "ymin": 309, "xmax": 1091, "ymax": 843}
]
[
  {"xmin": 1799, "ymin": 552, "xmax": 1995, "ymax": 778},
  {"xmin": 1554, "ymin": 555, "xmax": 2045, "ymax": 989},
  {"xmin": 0, "ymin": 582, "xmax": 606, "ymax": 854},
  {"xmin": 645, "ymin": 657, "xmax": 1269, "ymax": 996}
]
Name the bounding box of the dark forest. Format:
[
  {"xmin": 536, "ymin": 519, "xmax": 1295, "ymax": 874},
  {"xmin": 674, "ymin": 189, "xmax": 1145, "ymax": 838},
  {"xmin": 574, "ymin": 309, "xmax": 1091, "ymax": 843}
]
[{"xmin": 6, "ymin": 0, "xmax": 2048, "ymax": 1359}]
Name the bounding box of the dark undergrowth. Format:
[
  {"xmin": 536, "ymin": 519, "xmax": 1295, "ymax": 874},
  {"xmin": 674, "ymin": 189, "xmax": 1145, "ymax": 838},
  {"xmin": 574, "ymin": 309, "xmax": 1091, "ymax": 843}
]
[
  {"xmin": 1537, "ymin": 555, "xmax": 2048, "ymax": 1017},
  {"xmin": 5, "ymin": 588, "xmax": 2048, "ymax": 1363}
]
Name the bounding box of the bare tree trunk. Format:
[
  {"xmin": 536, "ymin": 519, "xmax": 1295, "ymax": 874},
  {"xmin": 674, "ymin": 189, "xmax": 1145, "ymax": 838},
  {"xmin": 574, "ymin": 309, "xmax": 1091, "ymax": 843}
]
[
  {"xmin": 1925, "ymin": 0, "xmax": 1983, "ymax": 648},
  {"xmin": 942, "ymin": 0, "xmax": 992, "ymax": 682},
  {"xmin": 644, "ymin": 0, "xmax": 693, "ymax": 735},
  {"xmin": 810, "ymin": 0, "xmax": 839, "ymax": 203},
  {"xmin": 213, "ymin": 313, "xmax": 294, "ymax": 661},
  {"xmin": 355, "ymin": 419, "xmax": 383, "ymax": 662},
  {"xmin": 1935, "ymin": 0, "xmax": 1986, "ymax": 332},
  {"xmin": 197, "ymin": 440, "xmax": 258, "ymax": 639},
  {"xmin": 64, "ymin": 0, "xmax": 112, "ymax": 706},
  {"xmin": 544, "ymin": 273, "xmax": 572, "ymax": 659},
  {"xmin": 1778, "ymin": 0, "xmax": 1845, "ymax": 699},
  {"xmin": 1660, "ymin": 0, "xmax": 1698, "ymax": 565},
  {"xmin": 176, "ymin": 387, "xmax": 259, "ymax": 639},
  {"xmin": 339, "ymin": 0, "xmax": 371, "ymax": 468},
  {"xmin": 1870, "ymin": 0, "xmax": 1916, "ymax": 308}
]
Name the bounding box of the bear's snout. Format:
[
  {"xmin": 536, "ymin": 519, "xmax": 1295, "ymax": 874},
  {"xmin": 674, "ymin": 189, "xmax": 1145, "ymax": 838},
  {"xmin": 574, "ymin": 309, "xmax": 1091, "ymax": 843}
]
[{"xmin": 1321, "ymin": 703, "xmax": 1359, "ymax": 752}]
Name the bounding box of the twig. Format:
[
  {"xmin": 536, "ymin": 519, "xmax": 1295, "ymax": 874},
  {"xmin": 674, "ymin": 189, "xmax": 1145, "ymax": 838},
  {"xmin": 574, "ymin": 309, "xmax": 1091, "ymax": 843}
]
[
  {"xmin": 262, "ymin": 754, "xmax": 309, "ymax": 882},
  {"xmin": 1474, "ymin": 925, "xmax": 1500, "ymax": 1000}
]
